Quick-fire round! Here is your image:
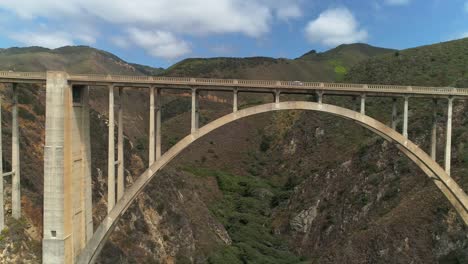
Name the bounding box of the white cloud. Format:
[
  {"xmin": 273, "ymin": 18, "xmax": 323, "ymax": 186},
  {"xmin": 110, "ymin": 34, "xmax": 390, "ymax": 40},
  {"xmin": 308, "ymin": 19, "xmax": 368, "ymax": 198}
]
[
  {"xmin": 305, "ymin": 7, "xmax": 368, "ymax": 46},
  {"xmin": 460, "ymin": 32, "xmax": 468, "ymax": 38},
  {"xmin": 385, "ymin": 0, "xmax": 411, "ymax": 5},
  {"xmin": 0, "ymin": 0, "xmax": 302, "ymax": 37},
  {"xmin": 126, "ymin": 28, "xmax": 191, "ymax": 59},
  {"xmin": 9, "ymin": 31, "xmax": 74, "ymax": 48}
]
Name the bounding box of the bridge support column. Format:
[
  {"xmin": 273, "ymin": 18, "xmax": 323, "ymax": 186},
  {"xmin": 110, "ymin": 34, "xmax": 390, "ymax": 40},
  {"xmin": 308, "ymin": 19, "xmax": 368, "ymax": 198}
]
[
  {"xmin": 191, "ymin": 88, "xmax": 199, "ymax": 133},
  {"xmin": 317, "ymin": 92, "xmax": 323, "ymax": 104},
  {"xmin": 275, "ymin": 90, "xmax": 280, "ymax": 104},
  {"xmin": 233, "ymin": 88, "xmax": 238, "ymax": 112},
  {"xmin": 155, "ymin": 88, "xmax": 161, "ymax": 160},
  {"xmin": 431, "ymin": 99, "xmax": 438, "ymax": 160},
  {"xmin": 12, "ymin": 83, "xmax": 20, "ymax": 219},
  {"xmin": 445, "ymin": 97, "xmax": 453, "ymax": 175},
  {"xmin": 108, "ymin": 85, "xmax": 115, "ymax": 213},
  {"xmin": 403, "ymin": 96, "xmax": 409, "ymax": 138},
  {"xmin": 360, "ymin": 94, "xmax": 366, "ymax": 115},
  {"xmin": 43, "ymin": 72, "xmax": 93, "ymax": 263},
  {"xmin": 117, "ymin": 88, "xmax": 124, "ymax": 200},
  {"xmin": 149, "ymin": 86, "xmax": 155, "ymax": 164},
  {"xmin": 392, "ymin": 98, "xmax": 398, "ymax": 130},
  {"xmin": 0, "ymin": 95, "xmax": 3, "ymax": 231}
]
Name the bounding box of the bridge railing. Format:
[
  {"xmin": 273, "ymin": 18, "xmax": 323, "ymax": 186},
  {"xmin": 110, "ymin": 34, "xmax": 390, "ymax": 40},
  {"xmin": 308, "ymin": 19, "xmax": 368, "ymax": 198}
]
[{"xmin": 0, "ymin": 71, "xmax": 46, "ymax": 79}]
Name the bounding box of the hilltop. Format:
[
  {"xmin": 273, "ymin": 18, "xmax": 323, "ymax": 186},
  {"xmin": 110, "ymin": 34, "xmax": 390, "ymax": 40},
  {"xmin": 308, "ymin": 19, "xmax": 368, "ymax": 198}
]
[
  {"xmin": 163, "ymin": 43, "xmax": 394, "ymax": 81},
  {"xmin": 0, "ymin": 45, "xmax": 164, "ymax": 75}
]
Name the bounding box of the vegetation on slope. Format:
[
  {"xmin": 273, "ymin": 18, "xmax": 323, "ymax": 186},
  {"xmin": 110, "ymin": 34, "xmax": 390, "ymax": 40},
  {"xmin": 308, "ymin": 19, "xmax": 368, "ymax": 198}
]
[{"xmin": 346, "ymin": 38, "xmax": 468, "ymax": 87}]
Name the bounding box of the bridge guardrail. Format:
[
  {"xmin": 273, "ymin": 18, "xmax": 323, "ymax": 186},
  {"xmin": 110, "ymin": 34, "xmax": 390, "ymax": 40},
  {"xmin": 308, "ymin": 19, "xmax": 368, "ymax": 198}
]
[{"xmin": 0, "ymin": 71, "xmax": 467, "ymax": 97}]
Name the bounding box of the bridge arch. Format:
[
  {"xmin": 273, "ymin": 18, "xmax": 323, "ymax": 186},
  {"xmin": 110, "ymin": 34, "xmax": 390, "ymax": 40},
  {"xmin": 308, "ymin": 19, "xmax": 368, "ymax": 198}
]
[{"xmin": 77, "ymin": 101, "xmax": 468, "ymax": 263}]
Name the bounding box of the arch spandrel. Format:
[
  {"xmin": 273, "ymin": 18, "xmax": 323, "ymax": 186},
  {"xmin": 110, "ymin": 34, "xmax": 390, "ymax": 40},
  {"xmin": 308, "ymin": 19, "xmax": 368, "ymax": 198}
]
[{"xmin": 77, "ymin": 101, "xmax": 468, "ymax": 264}]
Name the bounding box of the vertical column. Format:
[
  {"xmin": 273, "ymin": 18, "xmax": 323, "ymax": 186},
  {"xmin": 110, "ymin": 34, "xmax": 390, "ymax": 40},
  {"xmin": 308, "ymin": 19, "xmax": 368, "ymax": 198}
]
[
  {"xmin": 360, "ymin": 94, "xmax": 366, "ymax": 115},
  {"xmin": 12, "ymin": 83, "xmax": 20, "ymax": 219},
  {"xmin": 317, "ymin": 92, "xmax": 323, "ymax": 104},
  {"xmin": 155, "ymin": 88, "xmax": 162, "ymax": 160},
  {"xmin": 191, "ymin": 88, "xmax": 199, "ymax": 133},
  {"xmin": 445, "ymin": 97, "xmax": 454, "ymax": 175},
  {"xmin": 392, "ymin": 98, "xmax": 398, "ymax": 130},
  {"xmin": 0, "ymin": 94, "xmax": 3, "ymax": 231},
  {"xmin": 107, "ymin": 85, "xmax": 115, "ymax": 213},
  {"xmin": 149, "ymin": 86, "xmax": 155, "ymax": 165},
  {"xmin": 403, "ymin": 96, "xmax": 409, "ymax": 138},
  {"xmin": 117, "ymin": 88, "xmax": 124, "ymax": 201},
  {"xmin": 431, "ymin": 99, "xmax": 438, "ymax": 161},
  {"xmin": 43, "ymin": 71, "xmax": 69, "ymax": 263},
  {"xmin": 233, "ymin": 88, "xmax": 238, "ymax": 113},
  {"xmin": 81, "ymin": 86, "xmax": 93, "ymax": 242},
  {"xmin": 274, "ymin": 90, "xmax": 280, "ymax": 104}
]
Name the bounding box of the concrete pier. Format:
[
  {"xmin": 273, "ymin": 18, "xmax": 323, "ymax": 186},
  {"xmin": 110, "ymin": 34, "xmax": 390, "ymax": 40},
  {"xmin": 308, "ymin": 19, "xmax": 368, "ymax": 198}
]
[
  {"xmin": 155, "ymin": 88, "xmax": 161, "ymax": 160},
  {"xmin": 233, "ymin": 89, "xmax": 238, "ymax": 112},
  {"xmin": 318, "ymin": 92, "xmax": 323, "ymax": 104},
  {"xmin": 431, "ymin": 99, "xmax": 437, "ymax": 160},
  {"xmin": 11, "ymin": 83, "xmax": 20, "ymax": 219},
  {"xmin": 403, "ymin": 96, "xmax": 409, "ymax": 138},
  {"xmin": 275, "ymin": 90, "xmax": 280, "ymax": 104},
  {"xmin": 149, "ymin": 86, "xmax": 155, "ymax": 165},
  {"xmin": 360, "ymin": 94, "xmax": 366, "ymax": 115},
  {"xmin": 191, "ymin": 88, "xmax": 199, "ymax": 133},
  {"xmin": 117, "ymin": 88, "xmax": 124, "ymax": 200},
  {"xmin": 392, "ymin": 98, "xmax": 398, "ymax": 130},
  {"xmin": 107, "ymin": 85, "xmax": 115, "ymax": 213},
  {"xmin": 445, "ymin": 97, "xmax": 453, "ymax": 175}
]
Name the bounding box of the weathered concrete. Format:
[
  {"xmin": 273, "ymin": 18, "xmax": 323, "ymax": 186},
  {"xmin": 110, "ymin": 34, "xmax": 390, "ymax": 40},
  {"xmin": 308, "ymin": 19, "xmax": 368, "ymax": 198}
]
[
  {"xmin": 155, "ymin": 88, "xmax": 161, "ymax": 160},
  {"xmin": 117, "ymin": 88, "xmax": 124, "ymax": 200},
  {"xmin": 43, "ymin": 72, "xmax": 69, "ymax": 263},
  {"xmin": 275, "ymin": 90, "xmax": 280, "ymax": 104},
  {"xmin": 360, "ymin": 94, "xmax": 366, "ymax": 115},
  {"xmin": 11, "ymin": 83, "xmax": 20, "ymax": 219},
  {"xmin": 76, "ymin": 101, "xmax": 468, "ymax": 264},
  {"xmin": 431, "ymin": 99, "xmax": 437, "ymax": 160},
  {"xmin": 233, "ymin": 89, "xmax": 238, "ymax": 112},
  {"xmin": 82, "ymin": 86, "xmax": 93, "ymax": 243},
  {"xmin": 392, "ymin": 98, "xmax": 397, "ymax": 130},
  {"xmin": 107, "ymin": 85, "xmax": 115, "ymax": 213},
  {"xmin": 0, "ymin": 94, "xmax": 3, "ymax": 231},
  {"xmin": 191, "ymin": 88, "xmax": 199, "ymax": 133},
  {"xmin": 149, "ymin": 86, "xmax": 155, "ymax": 165},
  {"xmin": 403, "ymin": 96, "xmax": 409, "ymax": 138},
  {"xmin": 445, "ymin": 97, "xmax": 453, "ymax": 175}
]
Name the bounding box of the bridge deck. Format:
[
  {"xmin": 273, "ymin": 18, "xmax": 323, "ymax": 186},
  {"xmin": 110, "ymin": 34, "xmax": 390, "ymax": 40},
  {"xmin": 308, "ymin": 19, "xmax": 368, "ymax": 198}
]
[{"xmin": 0, "ymin": 71, "xmax": 466, "ymax": 98}]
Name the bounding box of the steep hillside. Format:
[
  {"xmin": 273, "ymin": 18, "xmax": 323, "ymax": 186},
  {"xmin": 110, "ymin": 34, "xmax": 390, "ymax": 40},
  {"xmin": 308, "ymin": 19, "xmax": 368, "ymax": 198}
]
[
  {"xmin": 163, "ymin": 44, "xmax": 394, "ymax": 82},
  {"xmin": 346, "ymin": 38, "xmax": 468, "ymax": 87},
  {"xmin": 0, "ymin": 46, "xmax": 164, "ymax": 75}
]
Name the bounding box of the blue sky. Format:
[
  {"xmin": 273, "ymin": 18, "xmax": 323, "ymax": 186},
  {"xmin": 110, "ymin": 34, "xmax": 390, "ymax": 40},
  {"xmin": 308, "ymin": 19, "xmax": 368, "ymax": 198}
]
[{"xmin": 0, "ymin": 0, "xmax": 467, "ymax": 68}]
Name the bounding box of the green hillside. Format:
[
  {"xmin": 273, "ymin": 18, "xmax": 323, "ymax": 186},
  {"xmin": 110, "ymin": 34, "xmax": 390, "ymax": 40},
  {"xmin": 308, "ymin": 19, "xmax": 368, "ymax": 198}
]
[
  {"xmin": 346, "ymin": 38, "xmax": 468, "ymax": 87},
  {"xmin": 163, "ymin": 44, "xmax": 394, "ymax": 82}
]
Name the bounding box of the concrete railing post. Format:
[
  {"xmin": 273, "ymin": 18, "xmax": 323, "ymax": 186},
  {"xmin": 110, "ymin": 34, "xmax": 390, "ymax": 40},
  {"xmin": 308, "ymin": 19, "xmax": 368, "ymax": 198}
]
[
  {"xmin": 191, "ymin": 88, "xmax": 199, "ymax": 133},
  {"xmin": 12, "ymin": 83, "xmax": 20, "ymax": 219},
  {"xmin": 117, "ymin": 88, "xmax": 124, "ymax": 201},
  {"xmin": 403, "ymin": 96, "xmax": 409, "ymax": 138},
  {"xmin": 392, "ymin": 98, "xmax": 398, "ymax": 130},
  {"xmin": 149, "ymin": 86, "xmax": 155, "ymax": 165},
  {"xmin": 155, "ymin": 88, "xmax": 161, "ymax": 160},
  {"xmin": 107, "ymin": 85, "xmax": 115, "ymax": 213},
  {"xmin": 431, "ymin": 99, "xmax": 437, "ymax": 161},
  {"xmin": 445, "ymin": 97, "xmax": 454, "ymax": 175}
]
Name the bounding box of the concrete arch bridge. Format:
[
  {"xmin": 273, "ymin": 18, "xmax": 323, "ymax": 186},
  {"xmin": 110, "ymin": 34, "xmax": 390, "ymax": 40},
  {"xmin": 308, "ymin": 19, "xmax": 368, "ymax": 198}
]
[{"xmin": 0, "ymin": 71, "xmax": 466, "ymax": 263}]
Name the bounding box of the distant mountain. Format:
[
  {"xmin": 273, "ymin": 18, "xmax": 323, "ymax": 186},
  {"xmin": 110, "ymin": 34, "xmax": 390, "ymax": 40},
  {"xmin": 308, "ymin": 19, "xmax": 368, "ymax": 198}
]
[
  {"xmin": 163, "ymin": 43, "xmax": 395, "ymax": 82},
  {"xmin": 0, "ymin": 45, "xmax": 165, "ymax": 75},
  {"xmin": 346, "ymin": 38, "xmax": 468, "ymax": 87}
]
